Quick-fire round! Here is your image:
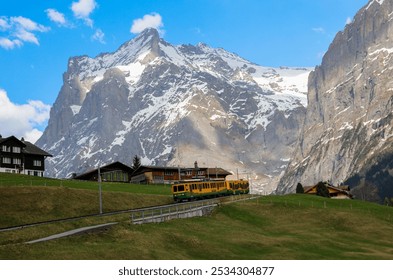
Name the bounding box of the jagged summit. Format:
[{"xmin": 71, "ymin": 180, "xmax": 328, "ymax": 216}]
[{"xmin": 37, "ymin": 29, "xmax": 311, "ymax": 192}]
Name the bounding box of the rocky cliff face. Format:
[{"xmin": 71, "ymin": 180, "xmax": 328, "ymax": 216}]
[
  {"xmin": 37, "ymin": 28, "xmax": 311, "ymax": 192},
  {"xmin": 278, "ymin": 0, "xmax": 393, "ymax": 201}
]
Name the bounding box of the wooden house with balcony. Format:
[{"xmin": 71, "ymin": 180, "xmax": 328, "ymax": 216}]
[
  {"xmin": 130, "ymin": 161, "xmax": 232, "ymax": 184},
  {"xmin": 0, "ymin": 135, "xmax": 52, "ymax": 177}
]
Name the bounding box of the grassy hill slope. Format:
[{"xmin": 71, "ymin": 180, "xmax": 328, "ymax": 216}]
[
  {"xmin": 0, "ymin": 173, "xmax": 172, "ymax": 227},
  {"xmin": 1, "ymin": 174, "xmax": 393, "ymax": 259}
]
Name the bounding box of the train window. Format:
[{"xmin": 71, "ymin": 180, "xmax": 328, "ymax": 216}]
[{"xmin": 177, "ymin": 185, "xmax": 185, "ymax": 192}]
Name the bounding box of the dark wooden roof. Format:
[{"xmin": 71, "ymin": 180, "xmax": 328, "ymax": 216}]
[
  {"xmin": 0, "ymin": 135, "xmax": 52, "ymax": 157},
  {"xmin": 206, "ymin": 167, "xmax": 232, "ymax": 176},
  {"xmin": 0, "ymin": 135, "xmax": 25, "ymax": 146},
  {"xmin": 74, "ymin": 161, "xmax": 133, "ymax": 180},
  {"xmin": 22, "ymin": 141, "xmax": 52, "ymax": 157}
]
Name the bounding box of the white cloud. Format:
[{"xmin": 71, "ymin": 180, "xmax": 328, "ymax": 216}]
[
  {"xmin": 91, "ymin": 28, "xmax": 105, "ymax": 44},
  {"xmin": 46, "ymin": 9, "xmax": 67, "ymax": 26},
  {"xmin": 71, "ymin": 0, "xmax": 97, "ymax": 27},
  {"xmin": 0, "ymin": 17, "xmax": 10, "ymax": 30},
  {"xmin": 346, "ymin": 17, "xmax": 353, "ymax": 25},
  {"xmin": 14, "ymin": 29, "xmax": 40, "ymax": 45},
  {"xmin": 0, "ymin": 89, "xmax": 51, "ymax": 143},
  {"xmin": 0, "ymin": 16, "xmax": 49, "ymax": 50},
  {"xmin": 130, "ymin": 13, "xmax": 164, "ymax": 35},
  {"xmin": 0, "ymin": 37, "xmax": 22, "ymax": 50},
  {"xmin": 11, "ymin": 16, "xmax": 49, "ymax": 32}
]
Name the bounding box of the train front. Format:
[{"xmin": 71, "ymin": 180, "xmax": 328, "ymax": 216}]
[{"xmin": 171, "ymin": 183, "xmax": 189, "ymax": 202}]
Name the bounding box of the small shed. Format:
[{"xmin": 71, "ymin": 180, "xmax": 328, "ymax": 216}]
[{"xmin": 304, "ymin": 182, "xmax": 352, "ymax": 199}]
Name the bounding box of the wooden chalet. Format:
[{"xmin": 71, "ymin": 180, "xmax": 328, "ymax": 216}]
[
  {"xmin": 304, "ymin": 182, "xmax": 352, "ymax": 199},
  {"xmin": 130, "ymin": 161, "xmax": 232, "ymax": 184},
  {"xmin": 73, "ymin": 161, "xmax": 133, "ymax": 182},
  {"xmin": 0, "ymin": 135, "xmax": 52, "ymax": 177}
]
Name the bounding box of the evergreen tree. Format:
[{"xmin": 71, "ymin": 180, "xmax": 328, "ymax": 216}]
[
  {"xmin": 296, "ymin": 183, "xmax": 304, "ymax": 194},
  {"xmin": 316, "ymin": 182, "xmax": 330, "ymax": 198},
  {"xmin": 132, "ymin": 155, "xmax": 141, "ymax": 171}
]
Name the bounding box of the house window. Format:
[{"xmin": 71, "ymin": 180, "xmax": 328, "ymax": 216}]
[
  {"xmin": 164, "ymin": 171, "xmax": 174, "ymax": 176},
  {"xmin": 13, "ymin": 158, "xmax": 21, "ymax": 165},
  {"xmin": 2, "ymin": 157, "xmax": 11, "ymax": 164},
  {"xmin": 2, "ymin": 145, "xmax": 10, "ymax": 152},
  {"xmin": 12, "ymin": 147, "xmax": 21, "ymax": 153},
  {"xmin": 33, "ymin": 160, "xmax": 42, "ymax": 167}
]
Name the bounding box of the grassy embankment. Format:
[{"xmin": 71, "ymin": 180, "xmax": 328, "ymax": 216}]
[
  {"xmin": 1, "ymin": 173, "xmax": 393, "ymax": 259},
  {"xmin": 0, "ymin": 173, "xmax": 172, "ymax": 227}
]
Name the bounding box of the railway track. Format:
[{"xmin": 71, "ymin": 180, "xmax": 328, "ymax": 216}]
[
  {"xmin": 0, "ymin": 195, "xmax": 256, "ymax": 233},
  {"xmin": 0, "ymin": 203, "xmax": 175, "ymax": 233}
]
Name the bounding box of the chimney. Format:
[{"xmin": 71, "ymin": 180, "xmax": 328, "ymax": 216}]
[{"xmin": 194, "ymin": 161, "xmax": 198, "ymax": 169}]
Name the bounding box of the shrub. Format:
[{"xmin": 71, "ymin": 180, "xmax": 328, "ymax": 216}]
[{"xmin": 296, "ymin": 183, "xmax": 304, "ymax": 194}]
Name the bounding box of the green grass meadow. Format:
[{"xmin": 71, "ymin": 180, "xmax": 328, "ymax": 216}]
[{"xmin": 1, "ymin": 173, "xmax": 393, "ymax": 259}]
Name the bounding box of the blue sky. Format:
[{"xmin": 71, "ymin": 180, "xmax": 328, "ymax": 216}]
[{"xmin": 0, "ymin": 0, "xmax": 369, "ymax": 142}]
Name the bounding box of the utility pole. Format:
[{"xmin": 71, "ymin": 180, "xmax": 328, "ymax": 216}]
[{"xmin": 98, "ymin": 167, "xmax": 103, "ymax": 214}]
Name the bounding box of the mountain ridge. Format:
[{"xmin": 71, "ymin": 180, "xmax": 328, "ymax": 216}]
[
  {"xmin": 278, "ymin": 0, "xmax": 393, "ymax": 202},
  {"xmin": 37, "ymin": 28, "xmax": 311, "ymax": 193}
]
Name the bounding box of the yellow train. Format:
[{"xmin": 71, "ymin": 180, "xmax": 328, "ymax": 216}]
[{"xmin": 171, "ymin": 179, "xmax": 249, "ymax": 202}]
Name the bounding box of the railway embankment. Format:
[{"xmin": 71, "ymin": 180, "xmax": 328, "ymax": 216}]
[{"xmin": 131, "ymin": 195, "xmax": 259, "ymax": 224}]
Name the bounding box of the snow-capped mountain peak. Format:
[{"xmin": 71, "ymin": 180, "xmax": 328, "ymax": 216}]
[{"xmin": 37, "ymin": 28, "xmax": 311, "ymax": 193}]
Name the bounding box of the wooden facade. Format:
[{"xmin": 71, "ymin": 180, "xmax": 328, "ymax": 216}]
[
  {"xmin": 0, "ymin": 135, "xmax": 52, "ymax": 177},
  {"xmin": 131, "ymin": 162, "xmax": 232, "ymax": 184}
]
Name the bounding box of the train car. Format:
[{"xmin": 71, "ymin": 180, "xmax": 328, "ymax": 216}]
[{"xmin": 171, "ymin": 179, "xmax": 249, "ymax": 202}]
